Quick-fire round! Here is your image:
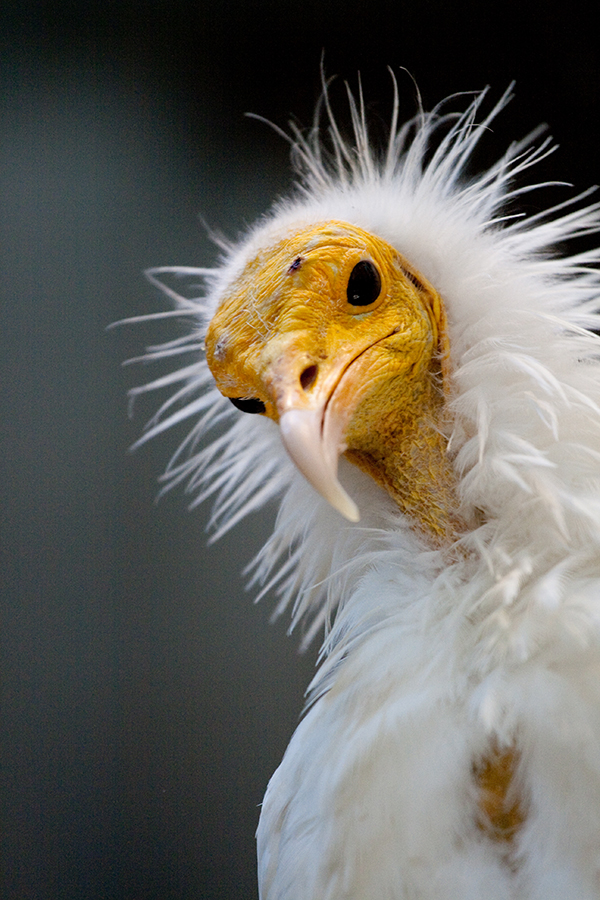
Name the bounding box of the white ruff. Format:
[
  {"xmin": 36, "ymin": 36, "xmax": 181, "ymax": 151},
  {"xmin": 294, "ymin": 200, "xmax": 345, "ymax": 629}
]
[{"xmin": 129, "ymin": 81, "xmax": 600, "ymax": 898}]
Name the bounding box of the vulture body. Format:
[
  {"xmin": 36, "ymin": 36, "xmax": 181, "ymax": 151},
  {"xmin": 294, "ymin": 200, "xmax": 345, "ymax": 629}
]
[{"xmin": 131, "ymin": 83, "xmax": 600, "ymax": 899}]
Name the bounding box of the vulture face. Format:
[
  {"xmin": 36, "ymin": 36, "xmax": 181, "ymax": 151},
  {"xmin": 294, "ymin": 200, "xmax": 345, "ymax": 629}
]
[{"xmin": 206, "ymin": 220, "xmax": 457, "ymax": 542}]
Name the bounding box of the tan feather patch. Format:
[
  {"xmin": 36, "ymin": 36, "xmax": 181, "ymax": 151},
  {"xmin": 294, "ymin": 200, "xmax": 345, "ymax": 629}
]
[{"xmin": 473, "ymin": 742, "xmax": 525, "ymax": 844}]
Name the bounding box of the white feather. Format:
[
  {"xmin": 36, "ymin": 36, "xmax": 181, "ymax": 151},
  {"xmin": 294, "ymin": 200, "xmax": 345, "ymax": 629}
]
[{"xmin": 129, "ymin": 78, "xmax": 600, "ymax": 898}]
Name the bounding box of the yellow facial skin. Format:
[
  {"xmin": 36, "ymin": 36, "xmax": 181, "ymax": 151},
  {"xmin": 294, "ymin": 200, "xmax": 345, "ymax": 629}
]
[{"xmin": 206, "ymin": 220, "xmax": 458, "ymax": 544}]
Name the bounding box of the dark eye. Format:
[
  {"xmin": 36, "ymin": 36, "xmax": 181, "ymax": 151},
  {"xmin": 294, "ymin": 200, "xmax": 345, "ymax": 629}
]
[
  {"xmin": 229, "ymin": 397, "xmax": 266, "ymax": 414},
  {"xmin": 346, "ymin": 260, "xmax": 381, "ymax": 307}
]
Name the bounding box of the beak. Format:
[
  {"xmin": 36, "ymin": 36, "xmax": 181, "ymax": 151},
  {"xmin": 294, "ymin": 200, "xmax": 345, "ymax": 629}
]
[{"xmin": 278, "ymin": 403, "xmax": 360, "ymax": 523}]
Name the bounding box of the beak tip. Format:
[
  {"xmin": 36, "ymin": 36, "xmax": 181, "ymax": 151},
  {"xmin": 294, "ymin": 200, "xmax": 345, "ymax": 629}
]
[
  {"xmin": 338, "ymin": 498, "xmax": 361, "ymax": 523},
  {"xmin": 279, "ymin": 408, "xmax": 360, "ymax": 524}
]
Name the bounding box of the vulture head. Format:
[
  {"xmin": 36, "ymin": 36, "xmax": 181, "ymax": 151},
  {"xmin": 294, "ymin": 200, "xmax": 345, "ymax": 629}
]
[
  {"xmin": 126, "ymin": 78, "xmax": 600, "ymax": 899},
  {"xmin": 205, "ymin": 219, "xmax": 455, "ymax": 541}
]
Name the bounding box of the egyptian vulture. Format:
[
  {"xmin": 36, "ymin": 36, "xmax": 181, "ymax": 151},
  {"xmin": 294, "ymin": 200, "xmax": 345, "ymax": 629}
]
[{"xmin": 127, "ymin": 79, "xmax": 600, "ymax": 899}]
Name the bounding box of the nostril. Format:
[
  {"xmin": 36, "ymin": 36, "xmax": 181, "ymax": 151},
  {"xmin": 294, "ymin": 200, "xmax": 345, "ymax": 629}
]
[{"xmin": 300, "ymin": 364, "xmax": 318, "ymax": 391}]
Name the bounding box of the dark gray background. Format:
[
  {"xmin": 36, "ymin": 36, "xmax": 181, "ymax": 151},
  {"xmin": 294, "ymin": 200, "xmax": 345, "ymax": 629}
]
[{"xmin": 2, "ymin": 3, "xmax": 599, "ymax": 898}]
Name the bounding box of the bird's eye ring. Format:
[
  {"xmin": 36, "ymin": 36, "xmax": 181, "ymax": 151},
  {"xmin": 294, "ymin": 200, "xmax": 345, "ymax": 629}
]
[
  {"xmin": 346, "ymin": 260, "xmax": 381, "ymax": 307},
  {"xmin": 229, "ymin": 397, "xmax": 266, "ymax": 414}
]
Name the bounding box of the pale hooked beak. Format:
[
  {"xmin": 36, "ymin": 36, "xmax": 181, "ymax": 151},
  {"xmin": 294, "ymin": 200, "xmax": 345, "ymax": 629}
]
[{"xmin": 279, "ymin": 408, "xmax": 360, "ymax": 522}]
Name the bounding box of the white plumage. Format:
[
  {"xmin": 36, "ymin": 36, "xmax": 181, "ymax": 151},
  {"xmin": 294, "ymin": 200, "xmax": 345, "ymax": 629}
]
[{"xmin": 129, "ymin": 79, "xmax": 600, "ymax": 898}]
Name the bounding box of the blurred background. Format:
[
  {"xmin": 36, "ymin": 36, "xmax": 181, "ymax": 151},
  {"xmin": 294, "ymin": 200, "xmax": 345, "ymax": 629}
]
[{"xmin": 1, "ymin": 2, "xmax": 599, "ymax": 898}]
